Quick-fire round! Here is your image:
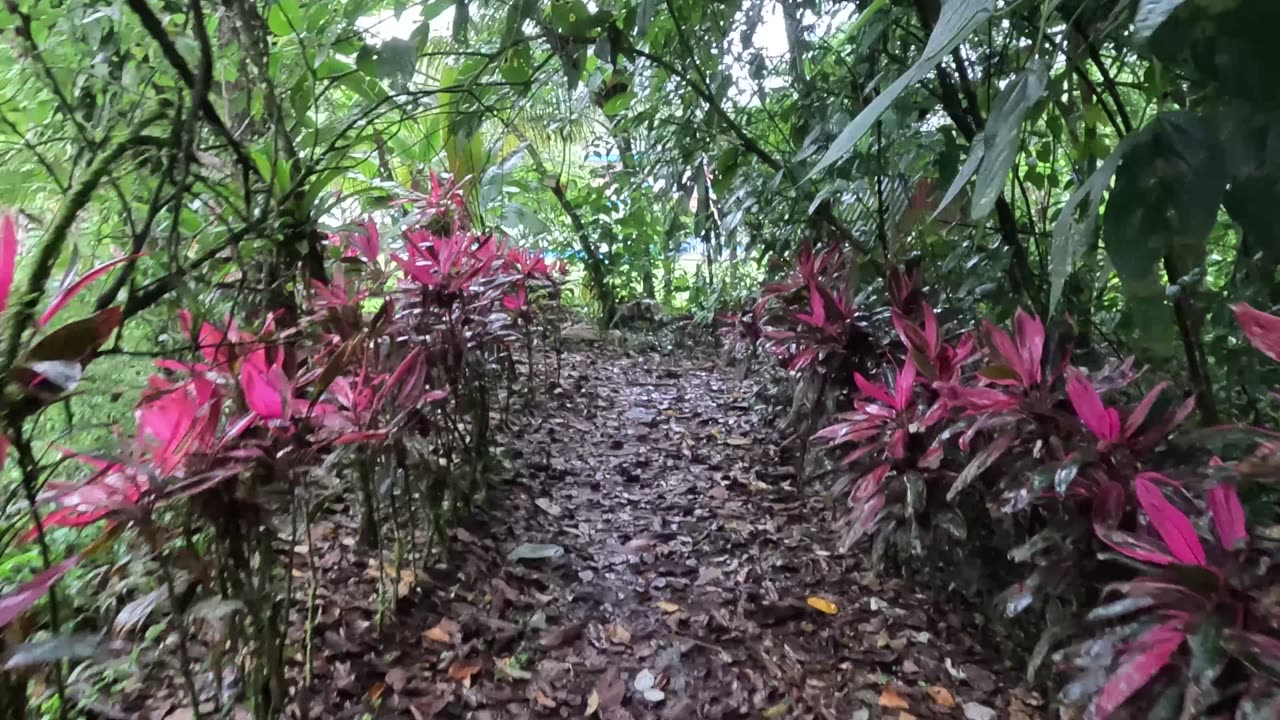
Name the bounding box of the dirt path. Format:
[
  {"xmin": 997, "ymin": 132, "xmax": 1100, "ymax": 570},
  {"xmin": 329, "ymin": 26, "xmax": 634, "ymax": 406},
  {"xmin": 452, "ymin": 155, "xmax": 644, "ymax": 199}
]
[{"xmin": 304, "ymin": 349, "xmax": 1042, "ymax": 720}]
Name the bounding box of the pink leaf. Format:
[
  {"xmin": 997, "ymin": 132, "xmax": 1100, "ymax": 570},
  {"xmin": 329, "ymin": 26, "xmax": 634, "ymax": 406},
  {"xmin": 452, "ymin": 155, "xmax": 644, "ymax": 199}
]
[
  {"xmin": 1207, "ymin": 483, "xmax": 1247, "ymax": 551},
  {"xmin": 0, "ymin": 214, "xmax": 16, "ymax": 313},
  {"xmin": 1135, "ymin": 474, "xmax": 1206, "ymax": 565},
  {"xmin": 0, "ymin": 556, "xmax": 81, "ymax": 628},
  {"xmin": 1013, "ymin": 309, "xmax": 1044, "ymax": 387},
  {"xmin": 1088, "ymin": 620, "xmax": 1185, "ymax": 720},
  {"xmin": 1066, "ymin": 368, "xmax": 1121, "ymax": 443},
  {"xmin": 853, "ymin": 372, "xmax": 895, "ymax": 407},
  {"xmin": 1232, "ymin": 302, "xmax": 1280, "ymax": 362},
  {"xmin": 983, "ymin": 320, "xmax": 1024, "ymax": 385},
  {"xmin": 1123, "ymin": 382, "xmax": 1168, "ymax": 439},
  {"xmin": 240, "ymin": 350, "xmax": 291, "ymax": 420},
  {"xmin": 37, "ymin": 254, "xmax": 139, "ymax": 327},
  {"xmin": 893, "ymin": 358, "xmax": 917, "ymax": 412}
]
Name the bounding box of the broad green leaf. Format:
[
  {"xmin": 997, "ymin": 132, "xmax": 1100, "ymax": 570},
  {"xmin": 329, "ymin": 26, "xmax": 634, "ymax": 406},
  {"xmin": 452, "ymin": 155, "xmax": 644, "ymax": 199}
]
[
  {"xmin": 808, "ymin": 0, "xmax": 995, "ymax": 177},
  {"xmin": 266, "ymin": 0, "xmax": 302, "ymax": 36},
  {"xmin": 971, "ymin": 60, "xmax": 1048, "ymax": 219},
  {"xmin": 1102, "ymin": 111, "xmax": 1226, "ymax": 307},
  {"xmin": 602, "ymin": 91, "xmax": 634, "ymax": 116}
]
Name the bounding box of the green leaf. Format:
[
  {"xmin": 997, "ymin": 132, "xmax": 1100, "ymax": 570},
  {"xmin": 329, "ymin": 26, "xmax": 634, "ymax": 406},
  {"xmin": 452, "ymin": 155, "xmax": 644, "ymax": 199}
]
[
  {"xmin": 1102, "ymin": 111, "xmax": 1226, "ymax": 307},
  {"xmin": 1048, "ymin": 135, "xmax": 1134, "ymax": 313},
  {"xmin": 602, "ymin": 90, "xmax": 634, "ymax": 116},
  {"xmin": 266, "ymin": 0, "xmax": 302, "ymax": 36},
  {"xmin": 808, "ymin": 0, "xmax": 995, "ymax": 177},
  {"xmin": 971, "ymin": 60, "xmax": 1048, "ymax": 219}
]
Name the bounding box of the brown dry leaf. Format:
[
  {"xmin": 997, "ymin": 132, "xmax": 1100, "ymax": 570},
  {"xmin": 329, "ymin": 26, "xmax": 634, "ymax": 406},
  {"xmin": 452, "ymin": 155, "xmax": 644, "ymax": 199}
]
[
  {"xmin": 604, "ymin": 622, "xmax": 632, "ymax": 645},
  {"xmin": 928, "ymin": 685, "xmax": 957, "ymax": 708},
  {"xmin": 655, "ymin": 601, "xmax": 681, "ymax": 613},
  {"xmin": 593, "ymin": 667, "xmax": 626, "ymax": 708},
  {"xmin": 368, "ymin": 681, "xmax": 386, "ymax": 702},
  {"xmin": 447, "ymin": 659, "xmax": 482, "ymax": 687},
  {"xmin": 879, "ymin": 687, "xmax": 911, "ymax": 710},
  {"xmin": 533, "ymin": 690, "xmax": 557, "ymax": 709},
  {"xmin": 898, "ymin": 713, "xmax": 919, "ymax": 720},
  {"xmin": 424, "ymin": 617, "xmax": 461, "ymax": 645},
  {"xmin": 807, "ymin": 596, "xmax": 839, "ymax": 615},
  {"xmin": 163, "ymin": 710, "xmax": 195, "ymax": 720}
]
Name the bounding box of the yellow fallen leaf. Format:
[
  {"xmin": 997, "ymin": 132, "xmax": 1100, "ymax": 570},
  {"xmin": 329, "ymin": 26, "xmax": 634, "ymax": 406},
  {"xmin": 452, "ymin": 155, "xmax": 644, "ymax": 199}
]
[
  {"xmin": 585, "ymin": 689, "xmax": 600, "ymax": 716},
  {"xmin": 807, "ymin": 596, "xmax": 839, "ymax": 615},
  {"xmin": 879, "ymin": 687, "xmax": 910, "ymax": 710},
  {"xmin": 726, "ymin": 436, "xmax": 752, "ymax": 446},
  {"xmin": 656, "ymin": 601, "xmax": 681, "ymax": 613},
  {"xmin": 367, "ymin": 682, "xmax": 385, "ymax": 702},
  {"xmin": 927, "ymin": 686, "xmax": 956, "ymax": 708},
  {"xmin": 762, "ymin": 701, "xmax": 789, "ymax": 718}
]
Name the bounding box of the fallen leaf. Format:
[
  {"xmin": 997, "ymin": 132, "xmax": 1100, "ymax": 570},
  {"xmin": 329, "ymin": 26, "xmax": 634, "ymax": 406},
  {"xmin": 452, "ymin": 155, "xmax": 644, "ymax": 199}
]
[
  {"xmin": 962, "ymin": 702, "xmax": 997, "ymax": 720},
  {"xmin": 879, "ymin": 687, "xmax": 910, "ymax": 710},
  {"xmin": 655, "ymin": 601, "xmax": 681, "ymax": 613},
  {"xmin": 535, "ymin": 497, "xmax": 562, "ymax": 516},
  {"xmin": 447, "ymin": 659, "xmax": 482, "ymax": 687},
  {"xmin": 534, "ymin": 690, "xmax": 557, "ymax": 709},
  {"xmin": 807, "ymin": 596, "xmax": 839, "ymax": 615},
  {"xmin": 643, "ymin": 688, "xmax": 665, "ymax": 703},
  {"xmin": 508, "ymin": 543, "xmax": 565, "ymax": 562},
  {"xmin": 586, "ymin": 690, "xmax": 600, "ymax": 717},
  {"xmin": 604, "ymin": 623, "xmax": 632, "ymax": 645},
  {"xmin": 708, "ymin": 486, "xmax": 729, "ymax": 500},
  {"xmin": 424, "ymin": 617, "xmax": 461, "ymax": 645},
  {"xmin": 454, "ymin": 527, "xmax": 478, "ymax": 543},
  {"xmin": 385, "ymin": 667, "xmax": 409, "ymax": 693},
  {"xmin": 928, "ymin": 686, "xmax": 956, "ymax": 708},
  {"xmin": 368, "ymin": 681, "xmax": 386, "ymax": 702},
  {"xmin": 762, "ymin": 702, "xmax": 789, "ymax": 718},
  {"xmin": 633, "ymin": 668, "xmax": 655, "ymax": 691},
  {"xmin": 726, "ymin": 436, "xmax": 752, "ymax": 446},
  {"xmin": 592, "ymin": 667, "xmax": 625, "ymax": 709},
  {"xmin": 495, "ymin": 656, "xmax": 533, "ymax": 680},
  {"xmin": 164, "ymin": 710, "xmax": 195, "ymax": 720},
  {"xmin": 898, "ymin": 713, "xmax": 918, "ymax": 720}
]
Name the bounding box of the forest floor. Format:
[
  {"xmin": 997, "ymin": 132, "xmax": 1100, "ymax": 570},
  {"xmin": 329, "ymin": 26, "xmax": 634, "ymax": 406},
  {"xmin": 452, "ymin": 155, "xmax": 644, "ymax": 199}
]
[{"xmin": 142, "ymin": 348, "xmax": 1046, "ymax": 720}]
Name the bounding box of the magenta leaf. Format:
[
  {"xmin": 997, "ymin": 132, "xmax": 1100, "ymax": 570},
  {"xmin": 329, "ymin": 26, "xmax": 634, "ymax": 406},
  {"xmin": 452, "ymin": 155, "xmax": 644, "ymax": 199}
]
[
  {"xmin": 1232, "ymin": 302, "xmax": 1280, "ymax": 363},
  {"xmin": 893, "ymin": 358, "xmax": 917, "ymax": 412},
  {"xmin": 240, "ymin": 350, "xmax": 291, "ymax": 420},
  {"xmin": 0, "ymin": 213, "xmax": 16, "ymax": 313},
  {"xmin": 1066, "ymin": 367, "xmax": 1120, "ymax": 443},
  {"xmin": 1013, "ymin": 308, "xmax": 1044, "ymax": 387},
  {"xmin": 0, "ymin": 556, "xmax": 81, "ymax": 629},
  {"xmin": 1135, "ymin": 474, "xmax": 1206, "ymax": 565},
  {"xmin": 1123, "ymin": 382, "xmax": 1168, "ymax": 439},
  {"xmin": 37, "ymin": 254, "xmax": 139, "ymax": 328},
  {"xmin": 853, "ymin": 371, "xmax": 895, "ymax": 407},
  {"xmin": 1088, "ymin": 620, "xmax": 1185, "ymax": 720},
  {"xmin": 1206, "ymin": 483, "xmax": 1247, "ymax": 551}
]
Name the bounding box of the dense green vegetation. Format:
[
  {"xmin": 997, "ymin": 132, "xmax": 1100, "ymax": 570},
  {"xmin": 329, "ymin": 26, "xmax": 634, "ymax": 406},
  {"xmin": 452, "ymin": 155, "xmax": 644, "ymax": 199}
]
[{"xmin": 3, "ymin": 0, "xmax": 1280, "ymax": 716}]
